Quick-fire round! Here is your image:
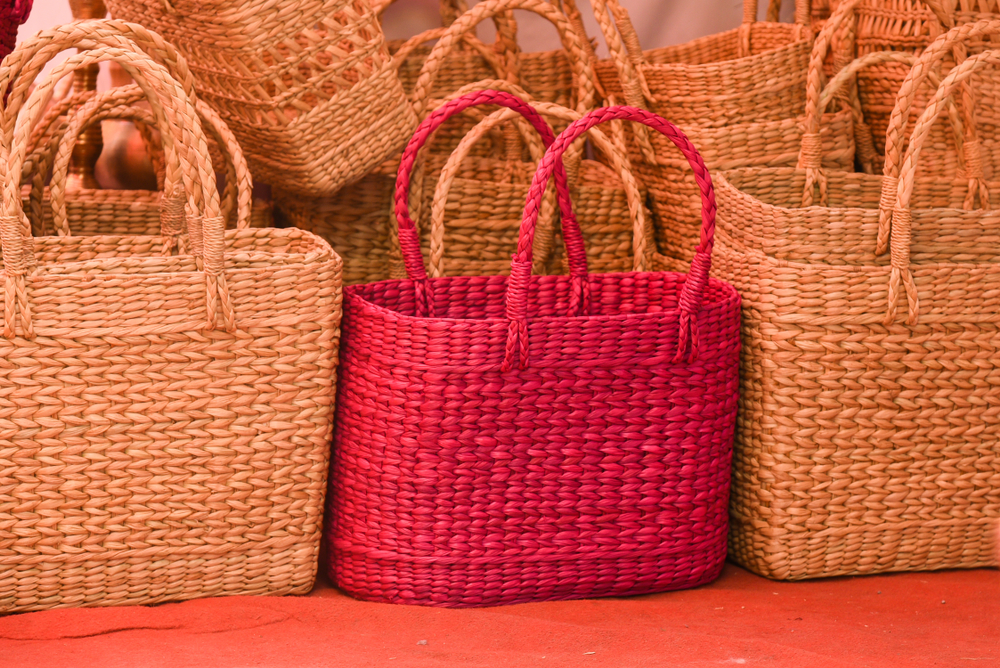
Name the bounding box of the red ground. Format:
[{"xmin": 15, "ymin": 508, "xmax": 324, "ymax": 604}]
[{"xmin": 1, "ymin": 564, "xmax": 997, "ymax": 667}]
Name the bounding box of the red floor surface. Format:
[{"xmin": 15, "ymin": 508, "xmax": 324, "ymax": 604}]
[{"xmin": 1, "ymin": 564, "xmax": 997, "ymax": 667}]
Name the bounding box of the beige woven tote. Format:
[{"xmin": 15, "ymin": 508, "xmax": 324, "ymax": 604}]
[
  {"xmin": 275, "ymin": 0, "xmax": 599, "ymax": 285},
  {"xmin": 102, "ymin": 0, "xmax": 416, "ymax": 196},
  {"xmin": 712, "ymin": 20, "xmax": 1000, "ymax": 580},
  {"xmin": 22, "ymin": 83, "xmax": 271, "ymax": 238},
  {"xmin": 589, "ymin": 0, "xmax": 860, "ymax": 265},
  {"xmin": 0, "ymin": 23, "xmax": 342, "ymax": 613}
]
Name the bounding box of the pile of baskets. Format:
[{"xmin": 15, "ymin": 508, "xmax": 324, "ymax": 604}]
[{"xmin": 0, "ymin": 0, "xmax": 996, "ymax": 614}]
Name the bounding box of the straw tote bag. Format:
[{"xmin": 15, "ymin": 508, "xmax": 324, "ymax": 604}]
[
  {"xmin": 427, "ymin": 86, "xmax": 650, "ymax": 276},
  {"xmin": 590, "ymin": 0, "xmax": 857, "ymax": 264},
  {"xmin": 274, "ymin": 0, "xmax": 599, "ymax": 285},
  {"xmin": 712, "ymin": 22, "xmax": 1000, "ymax": 581},
  {"xmin": 326, "ymin": 91, "xmax": 741, "ymax": 607},
  {"xmin": 0, "ymin": 24, "xmax": 342, "ymax": 613},
  {"xmin": 102, "ymin": 0, "xmax": 416, "ymax": 196},
  {"xmin": 22, "ymin": 84, "xmax": 271, "ymax": 238}
]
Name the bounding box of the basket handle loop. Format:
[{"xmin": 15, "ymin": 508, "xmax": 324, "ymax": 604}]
[
  {"xmin": 887, "ymin": 47, "xmax": 1000, "ymax": 327},
  {"xmin": 46, "ymin": 84, "xmax": 254, "ymax": 239},
  {"xmin": 0, "ymin": 39, "xmax": 231, "ymax": 338},
  {"xmin": 410, "ymin": 0, "xmax": 597, "ymax": 118},
  {"xmin": 506, "ymin": 106, "xmax": 716, "ymax": 370},
  {"xmin": 877, "ymin": 18, "xmax": 1000, "ymax": 254},
  {"xmin": 394, "ymin": 90, "xmax": 587, "ymax": 317}
]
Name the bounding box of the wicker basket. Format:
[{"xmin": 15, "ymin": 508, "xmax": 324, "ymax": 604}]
[
  {"xmin": 591, "ymin": 0, "xmax": 862, "ymax": 264},
  {"xmin": 23, "ymin": 83, "xmax": 271, "ymax": 238},
  {"xmin": 0, "ymin": 23, "xmax": 342, "ymax": 612},
  {"xmin": 102, "ymin": 0, "xmax": 416, "ymax": 196},
  {"xmin": 326, "ymin": 94, "xmax": 740, "ymax": 608},
  {"xmin": 713, "ymin": 21, "xmax": 1000, "ymax": 580},
  {"xmin": 275, "ymin": 0, "xmax": 599, "ymax": 285}
]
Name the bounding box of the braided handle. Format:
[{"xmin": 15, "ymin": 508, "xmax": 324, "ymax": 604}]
[
  {"xmin": 410, "ymin": 0, "xmax": 597, "ymax": 118},
  {"xmin": 877, "ymin": 18, "xmax": 1000, "ymax": 253},
  {"xmin": 0, "ymin": 31, "xmax": 232, "ymax": 337},
  {"xmin": 504, "ymin": 106, "xmax": 717, "ymax": 371},
  {"xmin": 394, "ymin": 90, "xmax": 586, "ymax": 317},
  {"xmin": 887, "ymin": 48, "xmax": 1000, "ymax": 328}
]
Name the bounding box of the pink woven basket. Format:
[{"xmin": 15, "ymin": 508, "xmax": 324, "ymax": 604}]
[
  {"xmin": 326, "ymin": 91, "xmax": 741, "ymax": 608},
  {"xmin": 0, "ymin": 0, "xmax": 31, "ymax": 64}
]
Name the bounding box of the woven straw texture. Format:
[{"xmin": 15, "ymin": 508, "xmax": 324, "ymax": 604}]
[
  {"xmin": 275, "ymin": 0, "xmax": 601, "ymax": 285},
  {"xmin": 326, "ymin": 95, "xmax": 741, "ymax": 608},
  {"xmin": 853, "ymin": 0, "xmax": 1000, "ymax": 157},
  {"xmin": 0, "ymin": 23, "xmax": 342, "ymax": 613},
  {"xmin": 102, "ymin": 0, "xmax": 416, "ymax": 196},
  {"xmin": 22, "ymin": 83, "xmax": 271, "ymax": 239},
  {"xmin": 712, "ymin": 21, "xmax": 1000, "ymax": 580},
  {"xmin": 592, "ymin": 0, "xmax": 861, "ymax": 264}
]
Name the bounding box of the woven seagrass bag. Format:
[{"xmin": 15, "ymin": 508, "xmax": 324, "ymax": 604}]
[
  {"xmin": 0, "ymin": 24, "xmax": 342, "ymax": 613},
  {"xmin": 326, "ymin": 91, "xmax": 741, "ymax": 607},
  {"xmin": 590, "ymin": 0, "xmax": 866, "ymax": 265},
  {"xmin": 102, "ymin": 0, "xmax": 416, "ymax": 196},
  {"xmin": 713, "ymin": 19, "xmax": 1000, "ymax": 580},
  {"xmin": 274, "ymin": 0, "xmax": 599, "ymax": 285},
  {"xmin": 22, "ymin": 83, "xmax": 271, "ymax": 238}
]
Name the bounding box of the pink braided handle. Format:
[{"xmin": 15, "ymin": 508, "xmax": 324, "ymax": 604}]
[
  {"xmin": 394, "ymin": 89, "xmax": 589, "ymax": 317},
  {"xmin": 504, "ymin": 106, "xmax": 717, "ymax": 371}
]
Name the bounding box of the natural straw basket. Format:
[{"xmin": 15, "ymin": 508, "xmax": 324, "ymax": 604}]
[
  {"xmin": 326, "ymin": 91, "xmax": 740, "ymax": 607},
  {"xmin": 102, "ymin": 0, "xmax": 417, "ymax": 196},
  {"xmin": 713, "ymin": 20, "xmax": 1000, "ymax": 580},
  {"xmin": 23, "ymin": 83, "xmax": 271, "ymax": 238},
  {"xmin": 0, "ymin": 23, "xmax": 342, "ymax": 613},
  {"xmin": 275, "ymin": 0, "xmax": 599, "ymax": 285},
  {"xmin": 590, "ymin": 0, "xmax": 858, "ymax": 264}
]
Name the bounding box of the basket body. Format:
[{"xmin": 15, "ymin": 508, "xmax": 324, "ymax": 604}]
[
  {"xmin": 0, "ymin": 227, "xmax": 343, "ymax": 612},
  {"xmin": 714, "ymin": 167, "xmax": 1000, "ymax": 579},
  {"xmin": 0, "ymin": 0, "xmax": 30, "ymax": 63},
  {"xmin": 327, "ymin": 271, "xmax": 741, "ymax": 607},
  {"xmin": 103, "ymin": 0, "xmax": 417, "ymax": 196}
]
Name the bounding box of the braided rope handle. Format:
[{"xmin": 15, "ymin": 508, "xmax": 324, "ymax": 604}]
[
  {"xmin": 0, "ymin": 31, "xmax": 233, "ymax": 338},
  {"xmin": 410, "ymin": 0, "xmax": 597, "ymax": 118},
  {"xmin": 505, "ymin": 106, "xmax": 717, "ymax": 371},
  {"xmin": 800, "ymin": 49, "xmax": 962, "ymax": 206},
  {"xmin": 47, "ymin": 85, "xmax": 254, "ymax": 237},
  {"xmin": 427, "ymin": 83, "xmax": 557, "ymax": 279},
  {"xmin": 887, "ymin": 48, "xmax": 1000, "ymax": 328},
  {"xmin": 394, "ymin": 90, "xmax": 588, "ymax": 318},
  {"xmin": 432, "ymin": 88, "xmax": 651, "ymax": 278},
  {"xmin": 876, "ymin": 18, "xmax": 1000, "ymax": 254}
]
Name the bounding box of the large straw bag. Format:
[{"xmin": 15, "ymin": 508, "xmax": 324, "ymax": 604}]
[
  {"xmin": 0, "ymin": 23, "xmax": 342, "ymax": 612},
  {"xmin": 274, "ymin": 0, "xmax": 598, "ymax": 285},
  {"xmin": 713, "ymin": 21, "xmax": 1000, "ymax": 580},
  {"xmin": 22, "ymin": 84, "xmax": 271, "ymax": 238},
  {"xmin": 326, "ymin": 92, "xmax": 740, "ymax": 608},
  {"xmin": 102, "ymin": 0, "xmax": 416, "ymax": 196},
  {"xmin": 590, "ymin": 0, "xmax": 858, "ymax": 264}
]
